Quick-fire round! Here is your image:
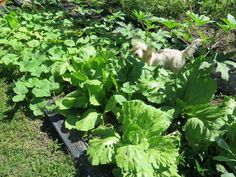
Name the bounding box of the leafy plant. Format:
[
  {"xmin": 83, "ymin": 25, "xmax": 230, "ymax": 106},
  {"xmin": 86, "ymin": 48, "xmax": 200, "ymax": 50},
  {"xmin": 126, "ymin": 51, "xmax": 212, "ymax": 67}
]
[
  {"xmin": 88, "ymin": 100, "xmax": 180, "ymax": 177},
  {"xmin": 1, "ymin": 2, "xmax": 236, "ymax": 177}
]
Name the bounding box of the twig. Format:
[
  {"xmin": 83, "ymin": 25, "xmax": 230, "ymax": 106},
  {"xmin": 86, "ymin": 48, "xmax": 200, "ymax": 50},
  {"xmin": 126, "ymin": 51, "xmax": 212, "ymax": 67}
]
[{"xmin": 204, "ymin": 41, "xmax": 220, "ymax": 57}]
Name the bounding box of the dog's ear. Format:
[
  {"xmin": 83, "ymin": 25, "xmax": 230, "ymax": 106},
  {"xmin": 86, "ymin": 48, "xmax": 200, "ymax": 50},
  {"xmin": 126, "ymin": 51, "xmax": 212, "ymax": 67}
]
[
  {"xmin": 143, "ymin": 47, "xmax": 153, "ymax": 60},
  {"xmin": 143, "ymin": 47, "xmax": 158, "ymax": 66}
]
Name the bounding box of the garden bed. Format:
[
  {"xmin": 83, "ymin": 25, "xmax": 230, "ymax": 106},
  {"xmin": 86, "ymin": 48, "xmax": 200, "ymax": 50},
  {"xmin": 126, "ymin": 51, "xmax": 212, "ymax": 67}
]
[{"xmin": 1, "ymin": 1, "xmax": 236, "ymax": 176}]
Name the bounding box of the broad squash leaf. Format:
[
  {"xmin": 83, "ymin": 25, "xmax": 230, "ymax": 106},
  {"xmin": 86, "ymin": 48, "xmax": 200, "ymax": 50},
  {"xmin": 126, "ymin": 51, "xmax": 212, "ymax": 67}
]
[
  {"xmin": 29, "ymin": 98, "xmax": 47, "ymax": 116},
  {"xmin": 78, "ymin": 45, "xmax": 96, "ymax": 61},
  {"xmin": 137, "ymin": 67, "xmax": 172, "ymax": 104},
  {"xmin": 1, "ymin": 53, "xmax": 19, "ymax": 65},
  {"xmin": 26, "ymin": 78, "xmax": 59, "ymax": 98},
  {"xmin": 51, "ymin": 61, "xmax": 73, "ymax": 75},
  {"xmin": 27, "ymin": 40, "xmax": 40, "ymax": 48},
  {"xmin": 48, "ymin": 46, "xmax": 65, "ymax": 58},
  {"xmin": 91, "ymin": 126, "xmax": 119, "ymax": 138},
  {"xmin": 64, "ymin": 39, "xmax": 76, "ymax": 47},
  {"xmin": 12, "ymin": 94, "xmax": 25, "ymax": 102},
  {"xmin": 19, "ymin": 53, "xmax": 48, "ymax": 77},
  {"xmin": 13, "ymin": 81, "xmax": 28, "ymax": 95}
]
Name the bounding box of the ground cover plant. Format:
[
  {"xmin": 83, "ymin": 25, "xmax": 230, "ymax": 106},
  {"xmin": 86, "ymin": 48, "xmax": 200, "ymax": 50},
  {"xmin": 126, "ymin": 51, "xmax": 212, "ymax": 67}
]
[
  {"xmin": 0, "ymin": 0, "xmax": 236, "ymax": 176},
  {"xmin": 0, "ymin": 71, "xmax": 77, "ymax": 176}
]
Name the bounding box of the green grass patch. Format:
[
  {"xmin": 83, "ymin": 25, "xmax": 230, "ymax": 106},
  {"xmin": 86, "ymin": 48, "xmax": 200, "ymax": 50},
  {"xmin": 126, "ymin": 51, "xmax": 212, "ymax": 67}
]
[{"xmin": 0, "ymin": 78, "xmax": 77, "ymax": 177}]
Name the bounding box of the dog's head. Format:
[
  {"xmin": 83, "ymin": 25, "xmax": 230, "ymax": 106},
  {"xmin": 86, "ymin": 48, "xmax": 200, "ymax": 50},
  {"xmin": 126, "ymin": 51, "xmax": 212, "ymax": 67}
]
[{"xmin": 132, "ymin": 42, "xmax": 148, "ymax": 58}]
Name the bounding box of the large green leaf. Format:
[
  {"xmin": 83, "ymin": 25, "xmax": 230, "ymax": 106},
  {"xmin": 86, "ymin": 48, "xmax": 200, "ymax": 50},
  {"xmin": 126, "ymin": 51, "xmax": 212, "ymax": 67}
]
[
  {"xmin": 29, "ymin": 98, "xmax": 48, "ymax": 116},
  {"xmin": 51, "ymin": 61, "xmax": 73, "ymax": 75},
  {"xmin": 78, "ymin": 45, "xmax": 96, "ymax": 61},
  {"xmin": 64, "ymin": 39, "xmax": 76, "ymax": 47},
  {"xmin": 88, "ymin": 135, "xmax": 120, "ymax": 165},
  {"xmin": 121, "ymin": 100, "xmax": 174, "ymax": 144},
  {"xmin": 148, "ymin": 136, "xmax": 180, "ymax": 177},
  {"xmin": 26, "ymin": 78, "xmax": 59, "ymax": 98},
  {"xmin": 27, "ymin": 40, "xmax": 40, "ymax": 48},
  {"xmin": 115, "ymin": 136, "xmax": 180, "ymax": 177},
  {"xmin": 12, "ymin": 94, "xmax": 26, "ymax": 102},
  {"xmin": 13, "ymin": 81, "xmax": 28, "ymax": 95},
  {"xmin": 157, "ymin": 18, "xmax": 181, "ymax": 29},
  {"xmin": 176, "ymin": 61, "xmax": 217, "ymax": 105},
  {"xmin": 137, "ymin": 67, "xmax": 172, "ymax": 104},
  {"xmin": 1, "ymin": 54, "xmax": 19, "ymax": 65},
  {"xmin": 5, "ymin": 11, "xmax": 19, "ymax": 29},
  {"xmin": 105, "ymin": 94, "xmax": 127, "ymax": 118},
  {"xmin": 75, "ymin": 110, "xmax": 102, "ymax": 131},
  {"xmin": 184, "ymin": 104, "xmax": 226, "ymax": 149},
  {"xmin": 84, "ymin": 80, "xmax": 105, "ymax": 106},
  {"xmin": 87, "ymin": 100, "xmax": 180, "ymax": 177},
  {"xmin": 18, "ymin": 53, "xmax": 48, "ymax": 77},
  {"xmin": 48, "ymin": 46, "xmax": 65, "ymax": 58},
  {"xmin": 64, "ymin": 109, "xmax": 102, "ymax": 131},
  {"xmin": 115, "ymin": 143, "xmax": 154, "ymax": 177},
  {"xmin": 56, "ymin": 90, "xmax": 88, "ymax": 110}
]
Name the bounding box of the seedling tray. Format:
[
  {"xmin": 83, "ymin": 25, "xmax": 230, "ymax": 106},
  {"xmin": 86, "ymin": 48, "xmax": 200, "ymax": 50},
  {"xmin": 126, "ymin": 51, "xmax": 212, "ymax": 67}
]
[{"xmin": 45, "ymin": 109, "xmax": 111, "ymax": 177}]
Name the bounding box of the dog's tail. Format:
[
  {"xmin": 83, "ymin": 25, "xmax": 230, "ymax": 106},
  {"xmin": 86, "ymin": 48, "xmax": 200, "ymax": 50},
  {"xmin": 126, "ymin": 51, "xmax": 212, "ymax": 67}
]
[
  {"xmin": 132, "ymin": 42, "xmax": 148, "ymax": 58},
  {"xmin": 182, "ymin": 38, "xmax": 202, "ymax": 59}
]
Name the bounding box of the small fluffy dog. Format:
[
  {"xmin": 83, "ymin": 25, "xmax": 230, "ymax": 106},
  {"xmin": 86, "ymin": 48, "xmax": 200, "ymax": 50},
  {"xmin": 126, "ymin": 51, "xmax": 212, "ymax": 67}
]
[{"xmin": 132, "ymin": 39, "xmax": 202, "ymax": 73}]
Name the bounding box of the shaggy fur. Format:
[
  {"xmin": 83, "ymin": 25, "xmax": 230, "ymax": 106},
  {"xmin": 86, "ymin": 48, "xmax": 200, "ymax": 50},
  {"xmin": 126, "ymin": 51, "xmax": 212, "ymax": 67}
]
[{"xmin": 132, "ymin": 39, "xmax": 202, "ymax": 73}]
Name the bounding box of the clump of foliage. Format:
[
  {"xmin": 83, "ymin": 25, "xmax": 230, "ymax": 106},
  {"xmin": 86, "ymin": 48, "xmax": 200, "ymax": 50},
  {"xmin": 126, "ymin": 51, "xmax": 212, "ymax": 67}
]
[
  {"xmin": 0, "ymin": 1, "xmax": 236, "ymax": 177},
  {"xmin": 120, "ymin": 0, "xmax": 189, "ymax": 17},
  {"xmin": 120, "ymin": 0, "xmax": 236, "ymax": 18}
]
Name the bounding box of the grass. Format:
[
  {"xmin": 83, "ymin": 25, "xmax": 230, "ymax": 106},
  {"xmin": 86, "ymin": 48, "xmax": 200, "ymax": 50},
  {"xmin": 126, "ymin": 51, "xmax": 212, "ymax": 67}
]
[{"xmin": 0, "ymin": 77, "xmax": 77, "ymax": 177}]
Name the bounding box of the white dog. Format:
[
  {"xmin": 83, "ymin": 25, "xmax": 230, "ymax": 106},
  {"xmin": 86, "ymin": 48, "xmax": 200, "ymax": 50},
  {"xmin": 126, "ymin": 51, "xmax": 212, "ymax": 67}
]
[{"xmin": 132, "ymin": 39, "xmax": 202, "ymax": 73}]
